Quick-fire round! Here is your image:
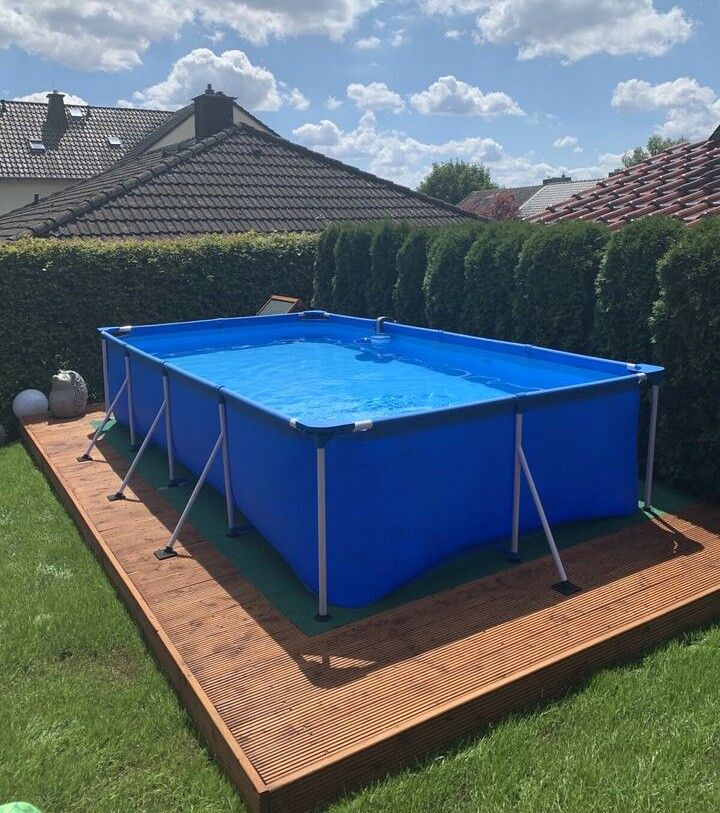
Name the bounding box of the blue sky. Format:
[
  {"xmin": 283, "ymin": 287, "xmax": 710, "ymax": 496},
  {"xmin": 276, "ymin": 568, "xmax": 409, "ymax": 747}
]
[{"xmin": 1, "ymin": 0, "xmax": 717, "ymax": 188}]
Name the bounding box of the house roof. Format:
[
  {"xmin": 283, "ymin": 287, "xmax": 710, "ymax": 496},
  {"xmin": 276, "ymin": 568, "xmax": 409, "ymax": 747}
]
[
  {"xmin": 0, "ymin": 123, "xmax": 478, "ymax": 240},
  {"xmin": 0, "ymin": 99, "xmax": 174, "ymax": 180},
  {"xmin": 458, "ymin": 185, "xmax": 540, "ymax": 215},
  {"xmin": 519, "ymin": 179, "xmax": 601, "ymax": 218},
  {"xmin": 532, "ymin": 135, "xmax": 720, "ymax": 227}
]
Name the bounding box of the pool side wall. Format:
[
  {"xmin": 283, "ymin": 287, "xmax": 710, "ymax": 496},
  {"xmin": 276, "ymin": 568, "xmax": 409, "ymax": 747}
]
[{"xmin": 103, "ymin": 315, "xmax": 647, "ymax": 608}]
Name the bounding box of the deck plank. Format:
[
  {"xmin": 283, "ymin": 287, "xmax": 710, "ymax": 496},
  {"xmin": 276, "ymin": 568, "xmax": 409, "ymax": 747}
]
[{"xmin": 21, "ymin": 409, "xmax": 720, "ymax": 812}]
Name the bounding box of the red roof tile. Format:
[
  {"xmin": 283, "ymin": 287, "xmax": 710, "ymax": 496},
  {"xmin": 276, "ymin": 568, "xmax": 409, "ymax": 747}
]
[{"xmin": 533, "ymin": 137, "xmax": 720, "ymax": 228}]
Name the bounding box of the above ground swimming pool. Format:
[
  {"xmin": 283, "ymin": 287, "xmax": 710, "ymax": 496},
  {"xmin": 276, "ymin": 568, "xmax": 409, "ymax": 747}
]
[{"xmin": 93, "ymin": 312, "xmax": 663, "ymax": 616}]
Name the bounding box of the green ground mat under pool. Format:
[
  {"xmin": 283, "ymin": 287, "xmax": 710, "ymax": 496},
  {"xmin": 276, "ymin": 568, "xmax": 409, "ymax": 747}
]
[{"xmin": 92, "ymin": 419, "xmax": 696, "ymax": 636}]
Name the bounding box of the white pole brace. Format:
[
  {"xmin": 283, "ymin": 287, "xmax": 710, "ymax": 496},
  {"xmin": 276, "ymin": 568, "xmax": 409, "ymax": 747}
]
[
  {"xmin": 509, "ymin": 411, "xmax": 580, "ymax": 595},
  {"xmin": 154, "ymin": 429, "xmax": 225, "ymax": 560},
  {"xmin": 107, "ymin": 396, "xmax": 167, "ymax": 501},
  {"xmin": 77, "ymin": 377, "xmax": 128, "ymax": 461}
]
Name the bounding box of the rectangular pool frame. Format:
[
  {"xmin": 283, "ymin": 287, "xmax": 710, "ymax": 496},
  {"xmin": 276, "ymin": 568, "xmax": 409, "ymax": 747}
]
[{"xmin": 81, "ymin": 312, "xmax": 663, "ymax": 618}]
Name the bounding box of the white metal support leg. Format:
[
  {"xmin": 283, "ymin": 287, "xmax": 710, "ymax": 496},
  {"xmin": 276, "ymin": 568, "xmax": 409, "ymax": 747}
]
[
  {"xmin": 517, "ymin": 445, "xmax": 580, "ymax": 595},
  {"xmin": 315, "ymin": 445, "xmax": 331, "ymax": 621},
  {"xmin": 219, "ymin": 400, "xmax": 246, "ymax": 537},
  {"xmin": 643, "ymin": 384, "xmax": 659, "ymax": 509},
  {"xmin": 508, "ymin": 412, "xmax": 523, "ymax": 561},
  {"xmin": 107, "ymin": 396, "xmax": 167, "ymax": 501},
  {"xmin": 77, "ymin": 377, "xmax": 128, "ymax": 461},
  {"xmin": 162, "ymin": 374, "xmax": 183, "ymax": 487},
  {"xmin": 101, "ymin": 338, "xmax": 109, "ymax": 409},
  {"xmin": 154, "ymin": 429, "xmax": 225, "ymax": 560},
  {"xmin": 125, "ymin": 354, "xmax": 137, "ymax": 450}
]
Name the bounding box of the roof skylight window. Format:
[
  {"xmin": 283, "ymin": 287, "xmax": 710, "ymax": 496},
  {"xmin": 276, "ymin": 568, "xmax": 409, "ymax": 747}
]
[
  {"xmin": 107, "ymin": 136, "xmax": 122, "ymax": 148},
  {"xmin": 68, "ymin": 107, "xmax": 86, "ymax": 119},
  {"xmin": 29, "ymin": 139, "xmax": 45, "ymax": 153}
]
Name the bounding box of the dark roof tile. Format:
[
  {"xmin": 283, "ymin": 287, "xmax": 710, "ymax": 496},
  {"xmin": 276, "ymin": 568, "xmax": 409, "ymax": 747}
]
[{"xmin": 0, "ymin": 124, "xmax": 478, "ymax": 239}]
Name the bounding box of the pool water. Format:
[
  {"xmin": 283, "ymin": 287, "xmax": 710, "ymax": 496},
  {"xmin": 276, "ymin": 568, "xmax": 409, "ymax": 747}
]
[{"xmin": 161, "ymin": 336, "xmax": 598, "ymax": 426}]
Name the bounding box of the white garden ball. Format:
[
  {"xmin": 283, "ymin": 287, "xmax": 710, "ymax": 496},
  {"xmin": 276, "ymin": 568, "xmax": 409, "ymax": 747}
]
[{"xmin": 12, "ymin": 389, "xmax": 49, "ymax": 418}]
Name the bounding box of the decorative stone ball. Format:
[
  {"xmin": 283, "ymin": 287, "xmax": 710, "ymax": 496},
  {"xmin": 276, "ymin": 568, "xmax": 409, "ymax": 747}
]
[
  {"xmin": 49, "ymin": 370, "xmax": 88, "ymax": 418},
  {"xmin": 12, "ymin": 389, "xmax": 49, "ymax": 418}
]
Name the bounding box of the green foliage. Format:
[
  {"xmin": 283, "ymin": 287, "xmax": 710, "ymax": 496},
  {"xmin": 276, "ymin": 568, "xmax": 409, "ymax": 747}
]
[
  {"xmin": 393, "ymin": 228, "xmax": 430, "ymax": 326},
  {"xmin": 366, "ymin": 221, "xmax": 409, "ymax": 317},
  {"xmin": 0, "ymin": 442, "xmax": 243, "ymax": 812},
  {"xmin": 514, "ymin": 222, "xmax": 609, "ymax": 353},
  {"xmin": 0, "ymin": 233, "xmax": 317, "ymax": 434},
  {"xmin": 424, "ymin": 226, "xmax": 484, "ymax": 331},
  {"xmin": 594, "ymin": 216, "xmax": 683, "ymax": 362},
  {"xmin": 622, "ymin": 135, "xmax": 685, "ymax": 169},
  {"xmin": 417, "ymin": 160, "xmax": 496, "ymax": 205},
  {"xmin": 463, "ymin": 221, "xmax": 535, "ymax": 339},
  {"xmin": 652, "ymin": 218, "xmax": 720, "ymax": 497},
  {"xmin": 312, "ymin": 224, "xmax": 342, "ymax": 309},
  {"xmin": 332, "ymin": 225, "xmax": 373, "ymax": 316}
]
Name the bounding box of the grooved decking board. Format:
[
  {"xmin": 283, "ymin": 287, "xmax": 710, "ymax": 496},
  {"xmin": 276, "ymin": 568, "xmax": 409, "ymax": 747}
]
[{"xmin": 21, "ymin": 408, "xmax": 720, "ymax": 813}]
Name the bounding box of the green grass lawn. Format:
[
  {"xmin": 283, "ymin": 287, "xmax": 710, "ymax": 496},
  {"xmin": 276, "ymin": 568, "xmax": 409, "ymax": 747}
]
[{"xmin": 2, "ymin": 440, "xmax": 720, "ymax": 812}]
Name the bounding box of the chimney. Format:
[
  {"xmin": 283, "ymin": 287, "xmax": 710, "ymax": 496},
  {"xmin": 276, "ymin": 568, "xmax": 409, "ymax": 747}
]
[
  {"xmin": 45, "ymin": 91, "xmax": 67, "ymax": 130},
  {"xmin": 193, "ymin": 84, "xmax": 235, "ymax": 140},
  {"xmin": 542, "ymin": 173, "xmax": 571, "ymax": 186}
]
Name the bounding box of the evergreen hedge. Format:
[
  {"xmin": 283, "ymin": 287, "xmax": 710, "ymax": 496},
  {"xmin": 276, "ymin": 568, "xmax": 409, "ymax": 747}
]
[
  {"xmin": 424, "ymin": 226, "xmax": 484, "ymax": 331},
  {"xmin": 332, "ymin": 225, "xmax": 373, "ymax": 316},
  {"xmin": 393, "ymin": 229, "xmax": 430, "ymax": 327},
  {"xmin": 594, "ymin": 216, "xmax": 683, "ymax": 362},
  {"xmin": 311, "ymin": 224, "xmax": 342, "ymax": 309},
  {"xmin": 652, "ymin": 218, "xmax": 720, "ymax": 497},
  {"xmin": 366, "ymin": 221, "xmax": 409, "ymax": 318},
  {"xmin": 0, "ymin": 233, "xmax": 316, "ymax": 435},
  {"xmin": 463, "ymin": 221, "xmax": 535, "ymax": 340},
  {"xmin": 514, "ymin": 222, "xmax": 608, "ymax": 353}
]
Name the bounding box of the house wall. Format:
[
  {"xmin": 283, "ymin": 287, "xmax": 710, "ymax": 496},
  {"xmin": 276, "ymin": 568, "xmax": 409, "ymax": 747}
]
[
  {"xmin": 0, "ymin": 178, "xmax": 76, "ymax": 216},
  {"xmin": 150, "ymin": 107, "xmax": 272, "ymax": 151}
]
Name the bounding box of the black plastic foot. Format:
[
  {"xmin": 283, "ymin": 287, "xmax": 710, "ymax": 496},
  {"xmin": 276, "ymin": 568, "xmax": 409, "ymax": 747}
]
[
  {"xmin": 154, "ymin": 546, "xmax": 177, "ymax": 560},
  {"xmin": 314, "ymin": 613, "xmax": 332, "ymax": 622},
  {"xmin": 107, "ymin": 492, "xmax": 126, "ymax": 502},
  {"xmin": 506, "ymin": 553, "xmax": 522, "ymax": 563},
  {"xmin": 167, "ymin": 477, "xmax": 186, "ymax": 488},
  {"xmin": 76, "ymin": 454, "xmax": 91, "ymax": 462},
  {"xmin": 552, "ymin": 580, "xmax": 582, "ymax": 596}
]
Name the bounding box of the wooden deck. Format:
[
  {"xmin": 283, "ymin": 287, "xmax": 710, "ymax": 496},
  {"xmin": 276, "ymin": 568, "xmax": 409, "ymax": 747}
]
[{"xmin": 22, "ymin": 408, "xmax": 720, "ymax": 813}]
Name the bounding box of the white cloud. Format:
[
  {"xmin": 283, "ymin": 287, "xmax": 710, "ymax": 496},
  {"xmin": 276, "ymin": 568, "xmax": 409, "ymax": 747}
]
[
  {"xmin": 293, "ymin": 119, "xmax": 344, "ymax": 148},
  {"xmin": 355, "ymin": 35, "xmax": 381, "ymax": 48},
  {"xmin": 123, "ymin": 48, "xmax": 285, "ymax": 111},
  {"xmin": 326, "ymin": 96, "xmax": 343, "ymax": 110},
  {"xmin": 281, "ymin": 85, "xmax": 310, "ymax": 110},
  {"xmin": 0, "ymin": 0, "xmax": 378, "ymax": 71},
  {"xmin": 292, "ymin": 112, "xmax": 606, "ymax": 189},
  {"xmin": 422, "ymin": 0, "xmax": 692, "ymax": 62},
  {"xmin": 553, "ymin": 135, "xmax": 579, "ymax": 148},
  {"xmin": 410, "ymin": 75, "xmax": 524, "ymax": 117},
  {"xmin": 444, "ymin": 29, "xmax": 464, "ymax": 39},
  {"xmin": 13, "ymin": 90, "xmax": 88, "ymax": 105},
  {"xmin": 612, "ymin": 77, "xmax": 720, "ymax": 140},
  {"xmin": 390, "ymin": 29, "xmax": 408, "ymax": 46},
  {"xmin": 346, "ymin": 81, "xmax": 405, "ymax": 113}
]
